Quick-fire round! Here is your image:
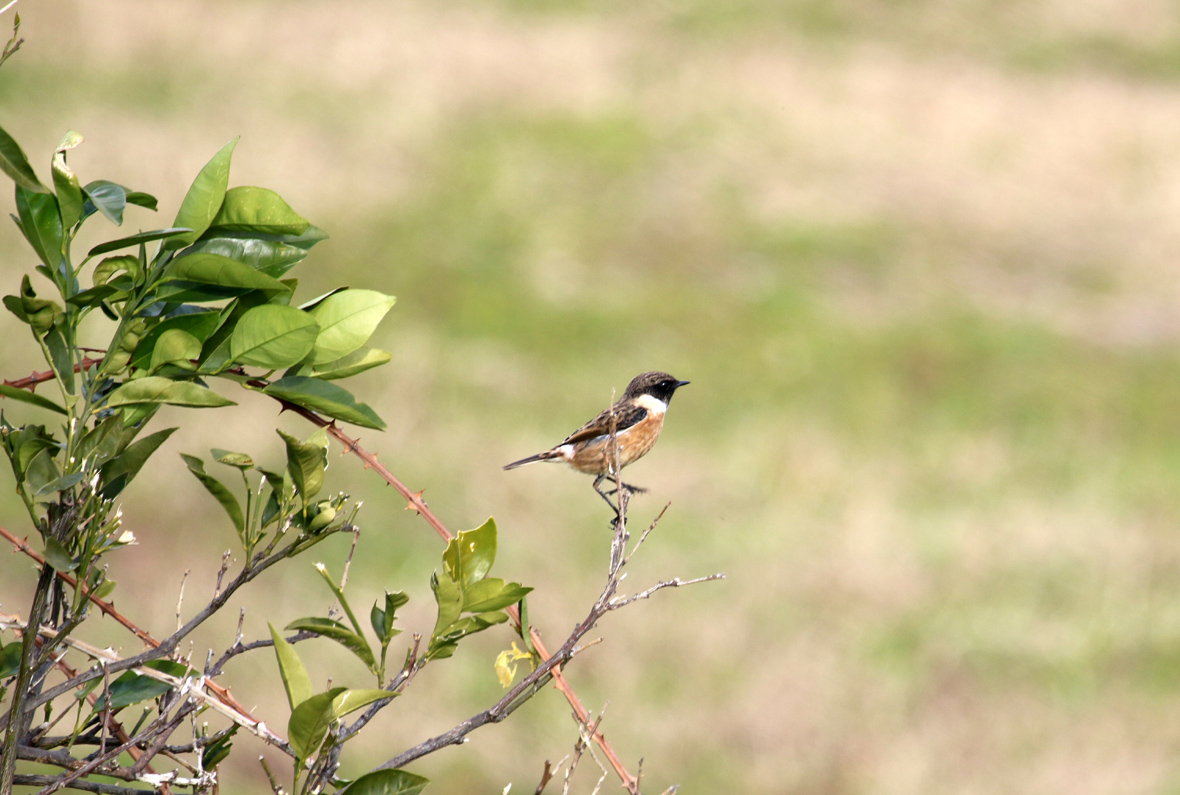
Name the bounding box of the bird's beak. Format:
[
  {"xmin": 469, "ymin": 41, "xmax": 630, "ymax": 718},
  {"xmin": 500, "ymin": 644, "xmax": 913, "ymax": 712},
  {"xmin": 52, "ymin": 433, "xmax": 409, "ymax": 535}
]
[{"xmin": 675, "ymin": 380, "xmax": 690, "ymax": 388}]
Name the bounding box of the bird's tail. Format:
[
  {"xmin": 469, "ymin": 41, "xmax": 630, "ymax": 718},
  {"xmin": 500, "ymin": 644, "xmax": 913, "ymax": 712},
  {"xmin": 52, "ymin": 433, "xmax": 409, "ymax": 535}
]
[{"xmin": 502, "ymin": 450, "xmax": 562, "ymax": 470}]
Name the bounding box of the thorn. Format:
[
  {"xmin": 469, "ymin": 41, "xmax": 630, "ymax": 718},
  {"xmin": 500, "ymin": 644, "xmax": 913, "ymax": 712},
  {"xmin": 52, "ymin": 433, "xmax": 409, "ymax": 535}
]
[{"xmin": 405, "ymin": 489, "xmax": 426, "ymax": 513}]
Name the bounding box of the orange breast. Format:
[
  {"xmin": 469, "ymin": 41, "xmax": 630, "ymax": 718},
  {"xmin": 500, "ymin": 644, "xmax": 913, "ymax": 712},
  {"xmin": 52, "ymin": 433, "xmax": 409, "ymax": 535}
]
[{"xmin": 566, "ymin": 413, "xmax": 665, "ymax": 475}]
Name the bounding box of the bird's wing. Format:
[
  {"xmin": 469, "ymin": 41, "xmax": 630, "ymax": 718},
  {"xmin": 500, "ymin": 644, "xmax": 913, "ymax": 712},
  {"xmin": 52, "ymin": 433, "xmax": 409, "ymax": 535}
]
[{"xmin": 561, "ymin": 404, "xmax": 648, "ymax": 446}]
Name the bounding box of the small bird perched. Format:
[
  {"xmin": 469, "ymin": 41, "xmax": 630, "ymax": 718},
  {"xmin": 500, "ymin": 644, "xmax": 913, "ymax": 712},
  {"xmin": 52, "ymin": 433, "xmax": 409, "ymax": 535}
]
[{"xmin": 503, "ymin": 371, "xmax": 690, "ymax": 510}]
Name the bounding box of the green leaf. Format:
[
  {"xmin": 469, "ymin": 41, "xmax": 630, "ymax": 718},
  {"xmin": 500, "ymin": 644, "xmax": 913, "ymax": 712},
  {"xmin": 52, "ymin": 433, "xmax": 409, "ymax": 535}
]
[
  {"xmin": 126, "ymin": 191, "xmax": 158, "ymax": 212},
  {"xmin": 331, "ymin": 688, "xmax": 396, "ymax": 719},
  {"xmin": 180, "ymin": 453, "xmax": 244, "ymax": 533},
  {"xmin": 306, "ymin": 347, "xmax": 392, "ymax": 380},
  {"xmin": 184, "ymin": 234, "xmax": 310, "ymax": 278},
  {"xmin": 201, "ymin": 725, "xmax": 237, "ymax": 770},
  {"xmin": 430, "ymin": 570, "xmax": 463, "ymax": 640},
  {"xmin": 43, "ymin": 536, "xmax": 78, "ymax": 572},
  {"xmin": 307, "ymin": 289, "xmax": 395, "ymax": 365},
  {"xmin": 212, "ymin": 449, "xmax": 253, "ymax": 469},
  {"xmin": 371, "ymin": 591, "xmax": 409, "ymax": 642},
  {"xmin": 23, "ymin": 447, "xmax": 62, "ymax": 497},
  {"xmin": 93, "ymin": 254, "xmax": 139, "ymax": 286},
  {"xmin": 229, "ymin": 305, "xmax": 318, "ymax": 369},
  {"xmin": 90, "ymin": 662, "xmax": 191, "ymax": 711},
  {"xmin": 430, "ymin": 613, "xmax": 509, "ymax": 658},
  {"xmin": 0, "ymin": 642, "xmax": 23, "ymax": 679},
  {"xmin": 263, "ymin": 376, "xmax": 386, "ymax": 430},
  {"xmin": 6, "ymin": 275, "xmax": 62, "ymax": 334},
  {"xmin": 92, "ymin": 671, "xmax": 172, "ymax": 711},
  {"xmin": 0, "ymin": 125, "xmax": 46, "ymax": 193},
  {"xmin": 340, "ymin": 769, "xmax": 429, "ymax": 795},
  {"xmin": 161, "ymin": 252, "xmax": 290, "ymax": 293},
  {"xmin": 87, "ymin": 228, "xmax": 192, "ymax": 257},
  {"xmin": 166, "ymin": 138, "xmax": 237, "ymax": 249},
  {"xmin": 462, "ymin": 578, "xmax": 533, "ymax": 614},
  {"xmin": 284, "ymin": 617, "xmax": 376, "ymax": 672},
  {"xmin": 442, "ymin": 517, "xmax": 497, "ymax": 590},
  {"xmin": 287, "ymin": 687, "xmax": 347, "ymax": 761},
  {"xmin": 129, "ymin": 312, "xmax": 222, "ymax": 372},
  {"xmin": 83, "ymin": 180, "xmax": 128, "ymax": 225},
  {"xmin": 106, "ymin": 377, "xmax": 235, "ymax": 409},
  {"xmin": 15, "ymin": 185, "xmax": 63, "ymax": 268},
  {"xmin": 44, "ymin": 322, "xmax": 74, "ymax": 395},
  {"xmin": 99, "ymin": 427, "xmax": 178, "ymax": 499},
  {"xmin": 208, "ymin": 186, "xmax": 310, "ymax": 235},
  {"xmin": 0, "ymin": 384, "xmax": 66, "ymax": 415},
  {"xmin": 51, "ymin": 132, "xmax": 84, "ymax": 229},
  {"xmin": 34, "ymin": 471, "xmax": 86, "ymax": 496},
  {"xmin": 149, "ymin": 329, "xmax": 201, "ymax": 372},
  {"xmin": 277, "ymin": 429, "xmax": 326, "ymax": 505},
  {"xmin": 269, "ymin": 623, "xmax": 313, "ymax": 710},
  {"xmin": 67, "ymin": 284, "xmax": 122, "ymax": 310}
]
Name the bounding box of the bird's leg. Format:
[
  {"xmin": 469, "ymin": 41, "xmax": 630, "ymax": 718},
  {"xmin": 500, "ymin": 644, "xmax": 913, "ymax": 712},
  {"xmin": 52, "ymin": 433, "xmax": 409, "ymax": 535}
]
[
  {"xmin": 601, "ymin": 474, "xmax": 647, "ymax": 496},
  {"xmin": 593, "ymin": 474, "xmax": 621, "ymax": 519}
]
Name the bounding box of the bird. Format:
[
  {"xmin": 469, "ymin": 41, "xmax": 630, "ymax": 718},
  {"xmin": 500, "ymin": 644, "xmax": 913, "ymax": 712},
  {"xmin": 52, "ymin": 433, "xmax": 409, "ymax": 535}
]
[{"xmin": 503, "ymin": 371, "xmax": 689, "ymax": 511}]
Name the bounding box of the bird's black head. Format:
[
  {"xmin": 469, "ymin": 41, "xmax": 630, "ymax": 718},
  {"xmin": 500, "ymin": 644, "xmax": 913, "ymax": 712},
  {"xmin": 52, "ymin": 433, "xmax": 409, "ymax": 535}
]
[{"xmin": 624, "ymin": 371, "xmax": 690, "ymax": 404}]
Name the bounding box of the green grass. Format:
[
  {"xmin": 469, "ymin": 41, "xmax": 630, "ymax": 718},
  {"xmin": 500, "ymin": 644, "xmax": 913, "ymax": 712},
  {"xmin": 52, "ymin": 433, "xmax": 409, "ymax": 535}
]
[{"xmin": 5, "ymin": 1, "xmax": 1180, "ymax": 792}]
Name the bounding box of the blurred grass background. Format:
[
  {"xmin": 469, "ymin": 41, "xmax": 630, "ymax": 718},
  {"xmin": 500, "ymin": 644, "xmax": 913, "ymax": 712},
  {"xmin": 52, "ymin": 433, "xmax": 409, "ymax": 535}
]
[{"xmin": 5, "ymin": 0, "xmax": 1180, "ymax": 792}]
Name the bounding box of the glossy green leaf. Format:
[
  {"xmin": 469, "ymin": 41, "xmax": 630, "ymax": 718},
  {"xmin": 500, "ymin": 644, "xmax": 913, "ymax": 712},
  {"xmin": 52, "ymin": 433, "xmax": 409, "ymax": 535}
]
[
  {"xmin": 276, "ymin": 429, "xmax": 326, "ymax": 506},
  {"xmin": 92, "ymin": 671, "xmax": 171, "ymax": 711},
  {"xmin": 442, "ymin": 517, "xmax": 497, "ymax": 589},
  {"xmin": 288, "ymin": 687, "xmax": 347, "ymax": 761},
  {"xmin": 149, "ymin": 329, "xmax": 201, "ymax": 372},
  {"xmin": 88, "ymin": 228, "xmax": 192, "ymax": 257},
  {"xmin": 340, "ymin": 769, "xmax": 429, "ymax": 795},
  {"xmin": 23, "ymin": 446, "xmax": 62, "ymax": 497},
  {"xmin": 162, "ymin": 252, "xmax": 289, "ymax": 293},
  {"xmin": 0, "ymin": 384, "xmax": 66, "ymax": 415},
  {"xmin": 99, "ymin": 427, "xmax": 177, "ymax": 499},
  {"xmin": 129, "ymin": 312, "xmax": 221, "ymax": 371},
  {"xmin": 43, "ymin": 323, "xmax": 74, "ymax": 394},
  {"xmin": 284, "ymin": 617, "xmax": 376, "ymax": 671},
  {"xmin": 212, "ymin": 449, "xmax": 253, "ymax": 469},
  {"xmin": 304, "ymin": 347, "xmax": 392, "ymax": 380},
  {"xmin": 208, "ymin": 186, "xmax": 310, "ymax": 235},
  {"xmin": 307, "ymin": 289, "xmax": 395, "ymax": 364},
  {"xmin": 83, "ymin": 180, "xmax": 128, "ymax": 226},
  {"xmin": 201, "ymin": 725, "xmax": 237, "ymax": 770},
  {"xmin": 371, "ymin": 591, "xmax": 409, "ymax": 642},
  {"xmin": 5, "ymin": 275, "xmax": 62, "ymax": 334},
  {"xmin": 269, "ymin": 622, "xmax": 313, "ymax": 710},
  {"xmin": 184, "ymin": 234, "xmax": 309, "ymax": 278},
  {"xmin": 67, "ymin": 284, "xmax": 122, "ymax": 310},
  {"xmin": 229, "ymin": 305, "xmax": 318, "ymax": 369},
  {"xmin": 331, "ymin": 688, "xmax": 396, "ymax": 719},
  {"xmin": 462, "ymin": 578, "xmax": 533, "ymax": 613},
  {"xmin": 126, "ymin": 191, "xmax": 157, "ymax": 211},
  {"xmin": 11, "ymin": 425, "xmax": 58, "ymax": 477},
  {"xmin": 34, "ymin": 471, "xmax": 86, "ymax": 496},
  {"xmin": 262, "ymin": 376, "xmax": 386, "ymax": 430},
  {"xmin": 51, "ymin": 135, "xmax": 84, "ymax": 229},
  {"xmin": 0, "ymin": 642, "xmax": 23, "ymax": 679},
  {"xmin": 43, "ymin": 536, "xmax": 78, "ymax": 572},
  {"xmin": 180, "ymin": 453, "xmax": 244, "ymax": 533},
  {"xmin": 93, "ymin": 254, "xmax": 139, "ymax": 286},
  {"xmin": 106, "ymin": 377, "xmax": 235, "ymax": 409},
  {"xmin": 0, "ymin": 125, "xmax": 46, "ymax": 192},
  {"xmin": 430, "ymin": 570, "xmax": 463, "ymax": 640},
  {"xmin": 15, "ymin": 185, "xmax": 63, "ymax": 268},
  {"xmin": 165, "ymin": 138, "xmax": 237, "ymax": 249},
  {"xmin": 430, "ymin": 613, "xmax": 509, "ymax": 658}
]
